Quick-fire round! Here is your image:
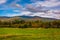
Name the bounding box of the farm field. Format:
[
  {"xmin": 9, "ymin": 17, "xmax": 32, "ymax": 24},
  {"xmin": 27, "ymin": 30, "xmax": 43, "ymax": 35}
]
[{"xmin": 0, "ymin": 28, "xmax": 60, "ymax": 40}]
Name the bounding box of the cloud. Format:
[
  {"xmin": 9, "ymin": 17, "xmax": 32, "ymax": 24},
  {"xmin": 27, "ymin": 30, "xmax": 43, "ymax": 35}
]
[
  {"xmin": 13, "ymin": 10, "xmax": 20, "ymax": 13},
  {"xmin": 0, "ymin": 0, "xmax": 60, "ymax": 19},
  {"xmin": 25, "ymin": 4, "xmax": 48, "ymax": 13},
  {"xmin": 16, "ymin": 4, "xmax": 21, "ymax": 7},
  {"xmin": 6, "ymin": 14, "xmax": 21, "ymax": 17},
  {"xmin": 30, "ymin": 0, "xmax": 60, "ymax": 7},
  {"xmin": 0, "ymin": 0, "xmax": 21, "ymax": 10},
  {"xmin": 39, "ymin": 1, "xmax": 60, "ymax": 7},
  {"xmin": 6, "ymin": 11, "xmax": 32, "ymax": 17},
  {"xmin": 24, "ymin": 0, "xmax": 60, "ymax": 13},
  {"xmin": 4, "ymin": 7, "xmax": 60, "ymax": 19},
  {"xmin": 31, "ymin": 0, "xmax": 60, "ymax": 2},
  {"xmin": 0, "ymin": 0, "xmax": 7, "ymax": 4},
  {"xmin": 28, "ymin": 10, "xmax": 60, "ymax": 19},
  {"xmin": 10, "ymin": 0, "xmax": 60, "ymax": 19}
]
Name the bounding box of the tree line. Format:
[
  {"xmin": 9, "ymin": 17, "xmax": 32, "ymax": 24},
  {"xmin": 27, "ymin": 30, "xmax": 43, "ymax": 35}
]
[{"xmin": 0, "ymin": 20, "xmax": 60, "ymax": 28}]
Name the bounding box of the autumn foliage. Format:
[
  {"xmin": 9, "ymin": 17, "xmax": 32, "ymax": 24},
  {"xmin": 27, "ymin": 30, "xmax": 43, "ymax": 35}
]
[{"xmin": 0, "ymin": 20, "xmax": 60, "ymax": 28}]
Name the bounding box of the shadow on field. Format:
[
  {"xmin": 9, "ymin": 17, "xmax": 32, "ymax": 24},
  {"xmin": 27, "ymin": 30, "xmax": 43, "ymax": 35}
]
[{"xmin": 0, "ymin": 35, "xmax": 56, "ymax": 40}]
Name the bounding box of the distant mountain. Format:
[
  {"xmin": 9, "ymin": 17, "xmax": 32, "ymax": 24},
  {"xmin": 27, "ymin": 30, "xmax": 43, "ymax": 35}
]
[
  {"xmin": 0, "ymin": 16, "xmax": 60, "ymax": 22},
  {"xmin": 0, "ymin": 16, "xmax": 11, "ymax": 18},
  {"xmin": 16, "ymin": 15, "xmax": 60, "ymax": 20},
  {"xmin": 15, "ymin": 15, "xmax": 34, "ymax": 18}
]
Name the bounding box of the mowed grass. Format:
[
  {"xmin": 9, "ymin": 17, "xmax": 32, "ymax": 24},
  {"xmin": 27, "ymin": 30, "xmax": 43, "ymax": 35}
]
[{"xmin": 0, "ymin": 28, "xmax": 60, "ymax": 40}]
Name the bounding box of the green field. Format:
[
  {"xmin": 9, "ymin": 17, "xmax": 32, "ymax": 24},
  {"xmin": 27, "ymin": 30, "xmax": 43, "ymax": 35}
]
[{"xmin": 0, "ymin": 28, "xmax": 60, "ymax": 40}]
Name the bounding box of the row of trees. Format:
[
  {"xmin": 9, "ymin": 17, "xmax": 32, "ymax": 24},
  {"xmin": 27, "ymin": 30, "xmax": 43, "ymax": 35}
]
[{"xmin": 0, "ymin": 20, "xmax": 60, "ymax": 28}]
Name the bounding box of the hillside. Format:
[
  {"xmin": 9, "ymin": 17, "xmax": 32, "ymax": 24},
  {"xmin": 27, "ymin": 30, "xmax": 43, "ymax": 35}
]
[{"xmin": 0, "ymin": 16, "xmax": 59, "ymax": 22}]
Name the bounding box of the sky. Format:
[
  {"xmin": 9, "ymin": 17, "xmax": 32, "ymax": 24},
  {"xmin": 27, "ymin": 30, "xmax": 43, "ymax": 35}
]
[{"xmin": 0, "ymin": 0, "xmax": 60, "ymax": 19}]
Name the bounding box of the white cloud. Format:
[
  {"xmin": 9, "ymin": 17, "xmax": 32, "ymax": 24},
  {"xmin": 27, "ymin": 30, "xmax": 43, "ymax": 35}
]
[
  {"xmin": 1, "ymin": 0, "xmax": 60, "ymax": 19},
  {"xmin": 27, "ymin": 10, "xmax": 60, "ymax": 19},
  {"xmin": 34, "ymin": 1, "xmax": 60, "ymax": 7},
  {"xmin": 6, "ymin": 11, "xmax": 32, "ymax": 17},
  {"xmin": 15, "ymin": 4, "xmax": 22, "ymax": 8},
  {"xmin": 13, "ymin": 10, "xmax": 20, "ymax": 12},
  {"xmin": 5, "ymin": 9, "xmax": 60, "ymax": 19},
  {"xmin": 26, "ymin": 4, "xmax": 48, "ymax": 12},
  {"xmin": 30, "ymin": 0, "xmax": 60, "ymax": 7},
  {"xmin": 20, "ymin": 11, "xmax": 32, "ymax": 16},
  {"xmin": 0, "ymin": 0, "xmax": 6, "ymax": 4},
  {"xmin": 6, "ymin": 13, "xmax": 21, "ymax": 17}
]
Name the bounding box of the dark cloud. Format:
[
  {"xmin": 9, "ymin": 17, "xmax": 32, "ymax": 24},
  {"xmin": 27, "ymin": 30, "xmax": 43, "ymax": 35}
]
[{"xmin": 25, "ymin": 4, "xmax": 48, "ymax": 13}]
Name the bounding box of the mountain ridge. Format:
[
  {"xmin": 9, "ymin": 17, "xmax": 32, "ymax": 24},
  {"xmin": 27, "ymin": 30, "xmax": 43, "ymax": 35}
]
[{"xmin": 0, "ymin": 16, "xmax": 60, "ymax": 20}]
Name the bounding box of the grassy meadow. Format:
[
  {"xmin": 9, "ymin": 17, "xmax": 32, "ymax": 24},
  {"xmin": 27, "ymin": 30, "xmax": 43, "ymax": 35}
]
[{"xmin": 0, "ymin": 28, "xmax": 60, "ymax": 40}]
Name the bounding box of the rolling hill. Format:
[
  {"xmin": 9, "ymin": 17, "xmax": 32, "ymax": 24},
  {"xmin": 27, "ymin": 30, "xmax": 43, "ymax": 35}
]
[{"xmin": 0, "ymin": 16, "xmax": 60, "ymax": 22}]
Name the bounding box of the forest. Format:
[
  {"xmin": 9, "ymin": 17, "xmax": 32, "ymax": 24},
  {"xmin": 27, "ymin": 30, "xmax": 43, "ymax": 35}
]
[{"xmin": 0, "ymin": 20, "xmax": 60, "ymax": 28}]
